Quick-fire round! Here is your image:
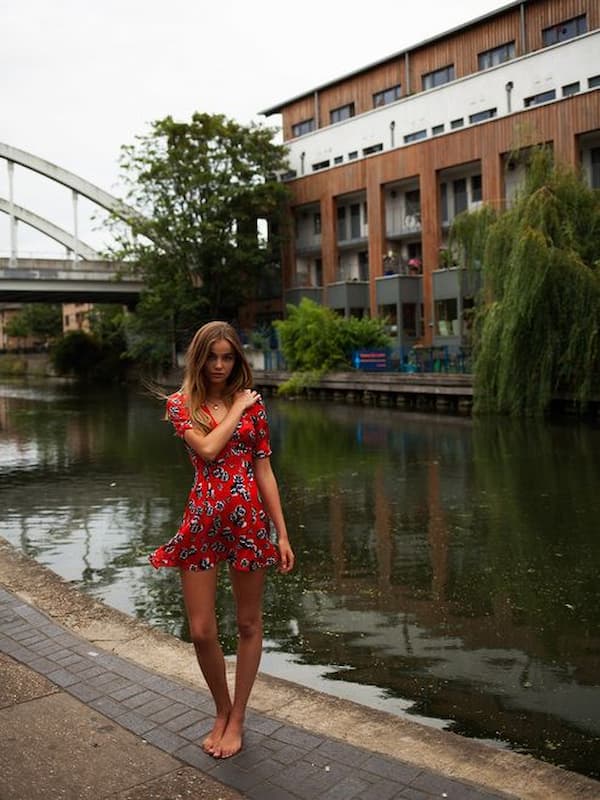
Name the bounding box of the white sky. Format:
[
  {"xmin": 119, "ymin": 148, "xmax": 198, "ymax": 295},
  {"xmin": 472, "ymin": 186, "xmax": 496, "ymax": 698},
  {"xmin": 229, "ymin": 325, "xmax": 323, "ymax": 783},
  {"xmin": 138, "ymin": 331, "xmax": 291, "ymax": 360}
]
[{"xmin": 1, "ymin": 0, "xmax": 506, "ymax": 255}]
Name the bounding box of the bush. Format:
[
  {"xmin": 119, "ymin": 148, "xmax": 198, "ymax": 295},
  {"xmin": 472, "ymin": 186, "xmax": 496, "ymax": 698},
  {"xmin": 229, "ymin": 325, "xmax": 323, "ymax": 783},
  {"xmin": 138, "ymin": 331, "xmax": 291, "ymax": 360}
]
[{"xmin": 274, "ymin": 299, "xmax": 390, "ymax": 394}]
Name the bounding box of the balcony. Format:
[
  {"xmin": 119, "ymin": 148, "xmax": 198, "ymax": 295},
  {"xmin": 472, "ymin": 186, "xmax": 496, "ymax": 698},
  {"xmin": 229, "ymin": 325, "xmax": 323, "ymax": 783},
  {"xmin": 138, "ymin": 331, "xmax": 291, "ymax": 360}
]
[{"xmin": 326, "ymin": 280, "xmax": 369, "ymax": 317}]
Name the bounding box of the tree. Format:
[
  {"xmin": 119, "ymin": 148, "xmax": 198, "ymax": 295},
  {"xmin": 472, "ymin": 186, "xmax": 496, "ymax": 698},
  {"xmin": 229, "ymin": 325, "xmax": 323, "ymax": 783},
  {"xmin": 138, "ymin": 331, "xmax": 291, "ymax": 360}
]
[
  {"xmin": 450, "ymin": 148, "xmax": 600, "ymax": 415},
  {"xmin": 5, "ymin": 304, "xmax": 62, "ymax": 345},
  {"xmin": 274, "ymin": 298, "xmax": 391, "ymax": 394},
  {"xmin": 106, "ymin": 112, "xmax": 290, "ymax": 367}
]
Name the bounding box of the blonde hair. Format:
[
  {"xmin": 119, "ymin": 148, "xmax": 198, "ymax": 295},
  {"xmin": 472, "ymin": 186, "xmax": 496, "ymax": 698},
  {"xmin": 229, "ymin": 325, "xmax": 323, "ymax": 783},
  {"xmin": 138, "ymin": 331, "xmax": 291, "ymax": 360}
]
[{"xmin": 179, "ymin": 321, "xmax": 252, "ymax": 432}]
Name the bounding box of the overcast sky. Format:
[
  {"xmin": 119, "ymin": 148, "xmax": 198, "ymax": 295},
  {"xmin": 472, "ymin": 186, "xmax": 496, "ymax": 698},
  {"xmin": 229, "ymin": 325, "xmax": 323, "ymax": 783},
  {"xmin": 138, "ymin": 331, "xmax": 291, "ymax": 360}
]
[{"xmin": 1, "ymin": 0, "xmax": 506, "ymax": 254}]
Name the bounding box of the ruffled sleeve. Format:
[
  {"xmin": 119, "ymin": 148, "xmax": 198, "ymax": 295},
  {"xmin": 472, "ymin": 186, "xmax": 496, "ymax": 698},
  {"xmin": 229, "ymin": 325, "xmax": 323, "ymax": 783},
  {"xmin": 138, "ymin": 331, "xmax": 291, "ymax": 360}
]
[
  {"xmin": 251, "ymin": 398, "xmax": 272, "ymax": 459},
  {"xmin": 166, "ymin": 392, "xmax": 193, "ymax": 439}
]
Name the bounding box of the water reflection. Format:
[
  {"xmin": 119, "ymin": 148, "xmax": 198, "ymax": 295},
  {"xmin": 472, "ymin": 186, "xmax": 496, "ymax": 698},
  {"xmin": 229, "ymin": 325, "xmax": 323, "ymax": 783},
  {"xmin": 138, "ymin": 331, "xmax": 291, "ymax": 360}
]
[{"xmin": 0, "ymin": 380, "xmax": 599, "ymax": 778}]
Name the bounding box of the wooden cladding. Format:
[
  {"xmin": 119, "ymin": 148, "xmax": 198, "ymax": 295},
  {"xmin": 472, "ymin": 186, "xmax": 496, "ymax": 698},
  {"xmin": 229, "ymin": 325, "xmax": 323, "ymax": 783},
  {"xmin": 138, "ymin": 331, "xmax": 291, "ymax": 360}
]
[{"xmin": 279, "ymin": 0, "xmax": 599, "ymax": 140}]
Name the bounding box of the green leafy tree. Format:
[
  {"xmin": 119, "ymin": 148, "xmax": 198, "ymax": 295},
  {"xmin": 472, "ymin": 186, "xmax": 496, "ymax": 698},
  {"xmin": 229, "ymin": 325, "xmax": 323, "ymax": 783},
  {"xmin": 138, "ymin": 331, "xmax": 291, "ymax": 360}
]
[
  {"xmin": 5, "ymin": 304, "xmax": 62, "ymax": 344},
  {"xmin": 106, "ymin": 112, "xmax": 290, "ymax": 367},
  {"xmin": 450, "ymin": 148, "xmax": 600, "ymax": 415},
  {"xmin": 275, "ymin": 298, "xmax": 391, "ymax": 394}
]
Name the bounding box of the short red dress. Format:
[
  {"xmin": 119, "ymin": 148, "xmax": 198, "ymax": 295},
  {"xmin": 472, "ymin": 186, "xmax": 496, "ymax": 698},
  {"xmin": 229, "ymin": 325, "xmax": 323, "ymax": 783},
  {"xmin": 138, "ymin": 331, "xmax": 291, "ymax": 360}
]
[{"xmin": 149, "ymin": 391, "xmax": 280, "ymax": 572}]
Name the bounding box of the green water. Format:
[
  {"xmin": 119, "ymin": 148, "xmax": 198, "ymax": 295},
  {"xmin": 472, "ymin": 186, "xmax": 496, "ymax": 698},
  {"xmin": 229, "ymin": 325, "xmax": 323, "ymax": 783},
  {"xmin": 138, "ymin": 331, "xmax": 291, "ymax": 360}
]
[{"xmin": 1, "ymin": 378, "xmax": 599, "ymax": 778}]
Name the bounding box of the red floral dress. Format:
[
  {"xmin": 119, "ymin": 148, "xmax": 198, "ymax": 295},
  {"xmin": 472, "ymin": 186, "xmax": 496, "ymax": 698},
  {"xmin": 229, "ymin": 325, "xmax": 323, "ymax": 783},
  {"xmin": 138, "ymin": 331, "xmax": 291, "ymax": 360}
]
[{"xmin": 149, "ymin": 391, "xmax": 280, "ymax": 572}]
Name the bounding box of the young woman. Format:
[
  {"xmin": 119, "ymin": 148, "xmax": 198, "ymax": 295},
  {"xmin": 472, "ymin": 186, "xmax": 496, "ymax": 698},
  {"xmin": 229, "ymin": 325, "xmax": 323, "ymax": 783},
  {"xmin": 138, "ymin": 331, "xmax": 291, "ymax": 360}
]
[{"xmin": 149, "ymin": 321, "xmax": 294, "ymax": 759}]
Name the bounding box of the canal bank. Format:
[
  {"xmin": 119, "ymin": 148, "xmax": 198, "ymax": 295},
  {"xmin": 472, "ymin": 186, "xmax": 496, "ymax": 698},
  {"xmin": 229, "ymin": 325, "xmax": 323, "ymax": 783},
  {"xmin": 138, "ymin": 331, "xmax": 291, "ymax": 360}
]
[{"xmin": 1, "ymin": 537, "xmax": 598, "ymax": 800}]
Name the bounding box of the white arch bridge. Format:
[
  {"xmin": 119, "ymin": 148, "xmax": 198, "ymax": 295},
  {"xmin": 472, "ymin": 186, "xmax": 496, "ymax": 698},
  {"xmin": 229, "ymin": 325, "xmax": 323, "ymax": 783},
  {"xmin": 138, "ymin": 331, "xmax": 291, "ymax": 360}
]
[{"xmin": 0, "ymin": 143, "xmax": 143, "ymax": 305}]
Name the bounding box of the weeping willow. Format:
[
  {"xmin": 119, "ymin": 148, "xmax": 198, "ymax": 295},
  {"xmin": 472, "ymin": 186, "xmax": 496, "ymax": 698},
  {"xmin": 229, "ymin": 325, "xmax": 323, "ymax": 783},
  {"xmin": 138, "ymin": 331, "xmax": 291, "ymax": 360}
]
[{"xmin": 450, "ymin": 148, "xmax": 600, "ymax": 416}]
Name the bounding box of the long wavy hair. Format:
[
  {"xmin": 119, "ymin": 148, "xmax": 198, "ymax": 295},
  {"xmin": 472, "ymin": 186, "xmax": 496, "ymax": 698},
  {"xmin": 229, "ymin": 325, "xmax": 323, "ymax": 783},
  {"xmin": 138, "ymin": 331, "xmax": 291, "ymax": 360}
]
[{"xmin": 178, "ymin": 321, "xmax": 253, "ymax": 433}]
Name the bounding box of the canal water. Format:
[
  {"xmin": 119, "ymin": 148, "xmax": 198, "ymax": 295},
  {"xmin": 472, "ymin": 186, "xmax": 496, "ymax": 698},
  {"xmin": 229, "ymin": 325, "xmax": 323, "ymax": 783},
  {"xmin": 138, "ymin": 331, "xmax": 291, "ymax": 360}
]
[{"xmin": 1, "ymin": 378, "xmax": 599, "ymax": 778}]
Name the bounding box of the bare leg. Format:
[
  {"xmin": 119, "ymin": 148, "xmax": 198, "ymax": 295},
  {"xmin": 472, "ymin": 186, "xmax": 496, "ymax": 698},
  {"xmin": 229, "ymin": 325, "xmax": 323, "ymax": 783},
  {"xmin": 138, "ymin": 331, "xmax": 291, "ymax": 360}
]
[
  {"xmin": 180, "ymin": 567, "xmax": 231, "ymax": 754},
  {"xmin": 213, "ymin": 566, "xmax": 266, "ymax": 758}
]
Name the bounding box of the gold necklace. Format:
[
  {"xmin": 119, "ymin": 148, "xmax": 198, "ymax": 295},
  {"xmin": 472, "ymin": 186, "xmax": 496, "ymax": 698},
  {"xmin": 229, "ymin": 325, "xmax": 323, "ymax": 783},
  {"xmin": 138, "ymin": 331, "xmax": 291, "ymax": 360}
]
[{"xmin": 206, "ymin": 397, "xmax": 222, "ymax": 410}]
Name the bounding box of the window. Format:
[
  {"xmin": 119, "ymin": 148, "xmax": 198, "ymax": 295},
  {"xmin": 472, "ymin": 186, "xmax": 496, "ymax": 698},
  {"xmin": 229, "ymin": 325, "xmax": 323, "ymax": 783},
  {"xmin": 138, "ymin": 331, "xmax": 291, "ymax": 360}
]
[
  {"xmin": 330, "ymin": 103, "xmax": 355, "ymax": 124},
  {"xmin": 422, "ymin": 65, "xmax": 455, "ymax": 90},
  {"xmin": 315, "ymin": 258, "xmax": 323, "ymax": 286},
  {"xmin": 469, "ymin": 108, "xmax": 497, "ymax": 124},
  {"xmin": 334, "ymin": 155, "xmax": 344, "ymax": 164},
  {"xmin": 450, "ymin": 118, "xmax": 464, "ymax": 129},
  {"xmin": 435, "ymin": 298, "xmax": 459, "ymax": 336},
  {"xmin": 562, "ymin": 81, "xmax": 580, "ymax": 97},
  {"xmin": 350, "ymin": 204, "xmax": 361, "ymax": 239},
  {"xmin": 524, "ymin": 90, "xmax": 556, "ymax": 107},
  {"xmin": 373, "ymin": 84, "xmax": 401, "ymax": 108},
  {"xmin": 404, "ymin": 129, "xmax": 427, "ymax": 144},
  {"xmin": 471, "ymin": 175, "xmax": 482, "ymax": 203},
  {"xmin": 363, "ymin": 143, "xmax": 383, "ymax": 156},
  {"xmin": 432, "ymin": 124, "xmax": 445, "ymax": 136},
  {"xmin": 402, "ymin": 303, "xmax": 418, "ymax": 338},
  {"xmin": 313, "ymin": 213, "xmax": 321, "ymax": 235},
  {"xmin": 453, "ymin": 178, "xmax": 467, "ymax": 215},
  {"xmin": 405, "ymin": 190, "xmax": 420, "ymax": 217},
  {"xmin": 589, "ymin": 75, "xmax": 600, "ymax": 89},
  {"xmin": 542, "ymin": 15, "xmax": 586, "ymax": 47},
  {"xmin": 592, "ymin": 148, "xmax": 600, "ymax": 190},
  {"xmin": 348, "ymin": 150, "xmax": 358, "ymax": 160},
  {"xmin": 337, "ymin": 207, "xmax": 347, "ymax": 241},
  {"xmin": 478, "ymin": 41, "xmax": 516, "ymax": 70},
  {"xmin": 291, "ymin": 118, "xmax": 315, "ymax": 137},
  {"xmin": 312, "ymin": 160, "xmax": 330, "ymax": 171},
  {"xmin": 440, "ymin": 182, "xmax": 448, "ymax": 222}
]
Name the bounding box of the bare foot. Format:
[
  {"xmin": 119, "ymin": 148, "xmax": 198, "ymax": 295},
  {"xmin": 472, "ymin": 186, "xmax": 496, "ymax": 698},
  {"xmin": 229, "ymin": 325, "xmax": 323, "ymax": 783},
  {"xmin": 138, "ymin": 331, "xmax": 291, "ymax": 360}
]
[
  {"xmin": 213, "ymin": 717, "xmax": 243, "ymax": 759},
  {"xmin": 202, "ymin": 712, "xmax": 229, "ymax": 755}
]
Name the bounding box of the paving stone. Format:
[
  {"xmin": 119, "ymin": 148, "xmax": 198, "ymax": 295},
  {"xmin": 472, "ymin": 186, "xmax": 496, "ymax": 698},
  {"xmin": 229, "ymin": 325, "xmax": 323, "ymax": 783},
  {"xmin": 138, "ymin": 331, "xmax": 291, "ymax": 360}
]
[
  {"xmin": 89, "ymin": 695, "xmax": 130, "ymax": 719},
  {"xmin": 67, "ymin": 682, "xmax": 107, "ymax": 702},
  {"xmin": 109, "ymin": 683, "xmax": 145, "ymax": 702},
  {"xmin": 271, "ymin": 742, "xmax": 312, "ymax": 765},
  {"xmin": 271, "ymin": 724, "xmax": 323, "ymax": 751},
  {"xmin": 133, "ymin": 695, "xmax": 174, "ymax": 717},
  {"xmin": 245, "ymin": 711, "xmax": 284, "ymax": 735},
  {"xmin": 210, "ymin": 760, "xmax": 265, "ymax": 792},
  {"xmin": 179, "ymin": 718, "xmax": 215, "ymax": 741},
  {"xmin": 142, "ymin": 726, "xmax": 189, "ymax": 754},
  {"xmin": 246, "ymin": 783, "xmax": 300, "ymax": 800},
  {"xmin": 52, "ymin": 653, "xmax": 86, "ymax": 668},
  {"xmin": 320, "ymin": 775, "xmax": 370, "ymax": 800},
  {"xmin": 356, "ymin": 777, "xmax": 405, "ymax": 800},
  {"xmin": 28, "ymin": 656, "xmax": 60, "ymax": 673},
  {"xmin": 115, "ymin": 710, "xmax": 157, "ymax": 735},
  {"xmin": 122, "ymin": 689, "xmax": 160, "ymax": 709},
  {"xmin": 46, "ymin": 668, "xmax": 81, "ymax": 688},
  {"xmin": 175, "ymin": 742, "xmax": 219, "ymax": 772},
  {"xmin": 140, "ymin": 674, "xmax": 180, "ymax": 693},
  {"xmin": 164, "ymin": 707, "xmax": 206, "ymax": 732},
  {"xmin": 315, "ymin": 738, "xmax": 371, "ymax": 768},
  {"xmin": 147, "ymin": 700, "xmax": 191, "ymax": 724},
  {"xmin": 361, "ymin": 753, "xmax": 422, "ymax": 784}
]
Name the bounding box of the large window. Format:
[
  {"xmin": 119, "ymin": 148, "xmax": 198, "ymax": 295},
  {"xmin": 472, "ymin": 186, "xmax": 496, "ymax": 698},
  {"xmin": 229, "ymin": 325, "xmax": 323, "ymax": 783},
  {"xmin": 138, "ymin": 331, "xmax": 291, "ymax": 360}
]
[
  {"xmin": 471, "ymin": 175, "xmax": 482, "ymax": 203},
  {"xmin": 591, "ymin": 148, "xmax": 600, "ymax": 190},
  {"xmin": 330, "ymin": 103, "xmax": 355, "ymax": 124},
  {"xmin": 291, "ymin": 118, "xmax": 315, "ymax": 137},
  {"xmin": 435, "ymin": 298, "xmax": 459, "ymax": 337},
  {"xmin": 373, "ymin": 84, "xmax": 401, "ymax": 108},
  {"xmin": 337, "ymin": 207, "xmax": 347, "ymax": 241},
  {"xmin": 453, "ymin": 179, "xmax": 468, "ymax": 215},
  {"xmin": 422, "ymin": 65, "xmax": 455, "ymax": 91},
  {"xmin": 542, "ymin": 15, "xmax": 586, "ymax": 46},
  {"xmin": 350, "ymin": 204, "xmax": 361, "ymax": 239},
  {"xmin": 404, "ymin": 129, "xmax": 427, "ymax": 144},
  {"xmin": 524, "ymin": 90, "xmax": 556, "ymax": 107},
  {"xmin": 478, "ymin": 41, "xmax": 515, "ymax": 70},
  {"xmin": 469, "ymin": 108, "xmax": 497, "ymax": 124}
]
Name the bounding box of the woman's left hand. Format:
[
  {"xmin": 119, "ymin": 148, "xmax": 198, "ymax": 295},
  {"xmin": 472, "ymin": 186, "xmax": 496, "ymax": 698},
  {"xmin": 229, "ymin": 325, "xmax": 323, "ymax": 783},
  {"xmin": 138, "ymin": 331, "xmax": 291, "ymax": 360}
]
[{"xmin": 278, "ymin": 539, "xmax": 295, "ymax": 574}]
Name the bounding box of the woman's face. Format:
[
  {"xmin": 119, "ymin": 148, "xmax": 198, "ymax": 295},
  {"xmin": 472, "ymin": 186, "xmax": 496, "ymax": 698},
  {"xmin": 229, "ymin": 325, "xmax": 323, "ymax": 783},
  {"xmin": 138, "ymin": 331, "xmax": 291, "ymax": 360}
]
[{"xmin": 202, "ymin": 338, "xmax": 236, "ymax": 389}]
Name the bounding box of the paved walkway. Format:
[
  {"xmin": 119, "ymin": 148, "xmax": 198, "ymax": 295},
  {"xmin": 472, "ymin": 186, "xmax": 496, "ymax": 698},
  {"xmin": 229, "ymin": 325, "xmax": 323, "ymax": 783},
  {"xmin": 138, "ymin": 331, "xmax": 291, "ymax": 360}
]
[{"xmin": 0, "ymin": 584, "xmax": 512, "ymax": 800}]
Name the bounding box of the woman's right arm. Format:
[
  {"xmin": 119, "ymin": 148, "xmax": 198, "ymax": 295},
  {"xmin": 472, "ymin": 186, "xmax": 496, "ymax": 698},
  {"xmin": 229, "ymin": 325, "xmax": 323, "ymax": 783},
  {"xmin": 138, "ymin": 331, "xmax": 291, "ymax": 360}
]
[{"xmin": 183, "ymin": 390, "xmax": 260, "ymax": 461}]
